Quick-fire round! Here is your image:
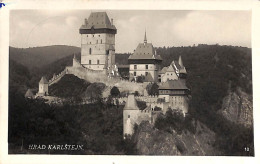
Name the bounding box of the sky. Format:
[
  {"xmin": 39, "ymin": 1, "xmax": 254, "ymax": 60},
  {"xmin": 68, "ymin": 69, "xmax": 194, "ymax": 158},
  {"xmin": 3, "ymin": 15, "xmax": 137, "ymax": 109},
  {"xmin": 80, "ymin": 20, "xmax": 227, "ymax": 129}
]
[{"xmin": 10, "ymin": 10, "xmax": 251, "ymax": 53}]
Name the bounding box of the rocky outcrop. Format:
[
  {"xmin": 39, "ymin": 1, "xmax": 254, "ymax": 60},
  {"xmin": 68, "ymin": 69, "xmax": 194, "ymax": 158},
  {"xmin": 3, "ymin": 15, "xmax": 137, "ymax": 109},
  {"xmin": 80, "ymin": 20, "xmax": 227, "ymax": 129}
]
[
  {"xmin": 133, "ymin": 121, "xmax": 219, "ymax": 155},
  {"xmin": 219, "ymin": 88, "xmax": 253, "ymax": 128}
]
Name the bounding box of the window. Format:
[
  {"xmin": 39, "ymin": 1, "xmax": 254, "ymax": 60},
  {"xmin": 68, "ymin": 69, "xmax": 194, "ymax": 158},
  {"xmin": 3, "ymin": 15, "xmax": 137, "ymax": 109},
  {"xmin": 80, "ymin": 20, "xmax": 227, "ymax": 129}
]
[
  {"xmin": 134, "ymin": 72, "xmax": 136, "ymax": 76},
  {"xmin": 90, "ymin": 42, "xmax": 91, "ymax": 44},
  {"xmin": 97, "ymin": 60, "xmax": 100, "ymax": 64},
  {"xmin": 87, "ymin": 35, "xmax": 88, "ymax": 37},
  {"xmin": 128, "ymin": 115, "xmax": 130, "ymax": 118},
  {"xmin": 96, "ymin": 40, "xmax": 98, "ymax": 44},
  {"xmin": 146, "ymin": 65, "xmax": 148, "ymax": 69},
  {"xmin": 134, "ymin": 65, "xmax": 137, "ymax": 69},
  {"xmin": 145, "ymin": 72, "xmax": 148, "ymax": 76},
  {"xmin": 99, "ymin": 35, "xmax": 100, "ymax": 37},
  {"xmin": 93, "ymin": 35, "xmax": 94, "ymax": 37},
  {"xmin": 89, "ymin": 60, "xmax": 91, "ymax": 64},
  {"xmin": 101, "ymin": 39, "xmax": 102, "ymax": 44},
  {"xmin": 89, "ymin": 48, "xmax": 92, "ymax": 54}
]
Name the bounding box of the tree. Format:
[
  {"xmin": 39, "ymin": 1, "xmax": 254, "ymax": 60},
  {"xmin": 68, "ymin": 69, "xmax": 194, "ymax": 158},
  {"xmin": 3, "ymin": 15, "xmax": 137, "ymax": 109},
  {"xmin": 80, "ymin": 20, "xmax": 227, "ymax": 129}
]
[
  {"xmin": 136, "ymin": 75, "xmax": 145, "ymax": 83},
  {"xmin": 146, "ymin": 83, "xmax": 159, "ymax": 96},
  {"xmin": 110, "ymin": 86, "xmax": 120, "ymax": 97}
]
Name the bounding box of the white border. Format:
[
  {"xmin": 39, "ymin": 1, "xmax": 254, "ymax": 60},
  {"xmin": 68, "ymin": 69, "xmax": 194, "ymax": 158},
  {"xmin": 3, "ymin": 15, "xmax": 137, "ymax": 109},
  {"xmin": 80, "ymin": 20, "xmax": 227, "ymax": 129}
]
[{"xmin": 1, "ymin": 1, "xmax": 260, "ymax": 164}]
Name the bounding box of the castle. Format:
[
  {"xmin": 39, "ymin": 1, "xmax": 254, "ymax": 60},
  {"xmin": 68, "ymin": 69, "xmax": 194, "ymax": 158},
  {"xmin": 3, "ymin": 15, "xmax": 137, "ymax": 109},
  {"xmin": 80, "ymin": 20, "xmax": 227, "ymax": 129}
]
[{"xmin": 29, "ymin": 11, "xmax": 190, "ymax": 138}]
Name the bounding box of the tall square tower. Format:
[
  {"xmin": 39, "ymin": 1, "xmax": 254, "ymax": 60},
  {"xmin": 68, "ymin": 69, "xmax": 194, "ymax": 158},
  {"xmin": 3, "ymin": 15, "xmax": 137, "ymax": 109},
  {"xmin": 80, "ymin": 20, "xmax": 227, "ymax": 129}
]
[{"xmin": 79, "ymin": 12, "xmax": 117, "ymax": 71}]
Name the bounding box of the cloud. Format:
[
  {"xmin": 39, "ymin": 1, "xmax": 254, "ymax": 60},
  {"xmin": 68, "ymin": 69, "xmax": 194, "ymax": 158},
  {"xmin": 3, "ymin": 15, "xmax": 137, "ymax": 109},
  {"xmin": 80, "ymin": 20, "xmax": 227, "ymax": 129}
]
[
  {"xmin": 9, "ymin": 10, "xmax": 251, "ymax": 53},
  {"xmin": 65, "ymin": 16, "xmax": 78, "ymax": 27}
]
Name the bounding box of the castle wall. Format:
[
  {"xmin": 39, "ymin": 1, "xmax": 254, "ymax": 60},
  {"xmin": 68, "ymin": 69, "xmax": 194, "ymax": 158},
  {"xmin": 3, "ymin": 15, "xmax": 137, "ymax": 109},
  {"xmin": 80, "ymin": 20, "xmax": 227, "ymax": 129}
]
[
  {"xmin": 66, "ymin": 60, "xmax": 145, "ymax": 96},
  {"xmin": 48, "ymin": 69, "xmax": 67, "ymax": 86}
]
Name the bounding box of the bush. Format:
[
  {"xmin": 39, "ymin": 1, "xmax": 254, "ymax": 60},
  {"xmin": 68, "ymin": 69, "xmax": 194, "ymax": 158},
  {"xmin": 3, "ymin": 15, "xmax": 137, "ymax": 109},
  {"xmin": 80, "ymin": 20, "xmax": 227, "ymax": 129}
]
[
  {"xmin": 146, "ymin": 83, "xmax": 159, "ymax": 96},
  {"xmin": 110, "ymin": 86, "xmax": 120, "ymax": 97}
]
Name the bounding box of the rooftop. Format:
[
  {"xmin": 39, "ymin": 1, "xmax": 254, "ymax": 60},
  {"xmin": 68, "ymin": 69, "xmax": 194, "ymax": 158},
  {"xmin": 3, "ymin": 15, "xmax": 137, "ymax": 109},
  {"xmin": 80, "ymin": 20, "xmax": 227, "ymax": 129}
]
[
  {"xmin": 124, "ymin": 94, "xmax": 139, "ymax": 110},
  {"xmin": 159, "ymin": 80, "xmax": 188, "ymax": 90},
  {"xmin": 80, "ymin": 12, "xmax": 116, "ymax": 30},
  {"xmin": 39, "ymin": 76, "xmax": 48, "ymax": 84},
  {"xmin": 128, "ymin": 32, "xmax": 162, "ymax": 61}
]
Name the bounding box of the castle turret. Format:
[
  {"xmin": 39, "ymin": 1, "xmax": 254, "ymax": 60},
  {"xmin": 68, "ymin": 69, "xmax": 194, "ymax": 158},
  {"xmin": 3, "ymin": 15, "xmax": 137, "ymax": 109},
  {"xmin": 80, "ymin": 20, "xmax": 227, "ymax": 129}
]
[
  {"xmin": 178, "ymin": 55, "xmax": 184, "ymax": 68},
  {"xmin": 37, "ymin": 76, "xmax": 48, "ymax": 96},
  {"xmin": 128, "ymin": 31, "xmax": 162, "ymax": 82},
  {"xmin": 123, "ymin": 94, "xmax": 139, "ymax": 138}
]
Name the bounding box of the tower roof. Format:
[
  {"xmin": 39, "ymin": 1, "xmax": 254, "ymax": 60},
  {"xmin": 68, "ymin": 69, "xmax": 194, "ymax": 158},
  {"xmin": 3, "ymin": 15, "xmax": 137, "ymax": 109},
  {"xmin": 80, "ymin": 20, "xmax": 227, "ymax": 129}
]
[
  {"xmin": 80, "ymin": 12, "xmax": 117, "ymax": 34},
  {"xmin": 128, "ymin": 43, "xmax": 162, "ymax": 60},
  {"xmin": 178, "ymin": 56, "xmax": 184, "ymax": 68},
  {"xmin": 25, "ymin": 89, "xmax": 34, "ymax": 97},
  {"xmin": 124, "ymin": 94, "xmax": 139, "ymax": 110},
  {"xmin": 39, "ymin": 76, "xmax": 48, "ymax": 84}
]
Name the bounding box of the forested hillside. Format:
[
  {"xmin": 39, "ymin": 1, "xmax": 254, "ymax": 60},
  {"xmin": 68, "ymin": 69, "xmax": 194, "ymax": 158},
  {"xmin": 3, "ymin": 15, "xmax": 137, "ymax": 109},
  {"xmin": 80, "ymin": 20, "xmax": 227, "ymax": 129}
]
[
  {"xmin": 9, "ymin": 46, "xmax": 80, "ymax": 70},
  {"xmin": 8, "ymin": 44, "xmax": 253, "ymax": 155}
]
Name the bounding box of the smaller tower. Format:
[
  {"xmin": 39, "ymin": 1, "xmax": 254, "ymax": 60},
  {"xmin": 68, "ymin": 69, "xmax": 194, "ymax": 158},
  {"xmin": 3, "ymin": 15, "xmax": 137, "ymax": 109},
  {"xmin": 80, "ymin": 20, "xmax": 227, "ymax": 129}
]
[
  {"xmin": 123, "ymin": 94, "xmax": 140, "ymax": 138},
  {"xmin": 178, "ymin": 56, "xmax": 187, "ymax": 85},
  {"xmin": 38, "ymin": 76, "xmax": 48, "ymax": 96}
]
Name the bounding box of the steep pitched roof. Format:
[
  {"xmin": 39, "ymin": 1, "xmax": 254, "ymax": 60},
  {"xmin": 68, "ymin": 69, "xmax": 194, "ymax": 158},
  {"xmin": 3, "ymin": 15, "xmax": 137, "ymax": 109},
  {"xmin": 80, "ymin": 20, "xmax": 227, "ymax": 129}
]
[
  {"xmin": 144, "ymin": 72, "xmax": 154, "ymax": 82},
  {"xmin": 80, "ymin": 12, "xmax": 116, "ymax": 30},
  {"xmin": 166, "ymin": 64, "xmax": 175, "ymax": 72},
  {"xmin": 159, "ymin": 80, "xmax": 188, "ymax": 90},
  {"xmin": 124, "ymin": 94, "xmax": 139, "ymax": 110},
  {"xmin": 25, "ymin": 89, "xmax": 34, "ymax": 97},
  {"xmin": 178, "ymin": 56, "xmax": 184, "ymax": 68},
  {"xmin": 159, "ymin": 67, "xmax": 168, "ymax": 74},
  {"xmin": 128, "ymin": 43, "xmax": 162, "ymax": 60},
  {"xmin": 39, "ymin": 76, "xmax": 48, "ymax": 84},
  {"xmin": 173, "ymin": 60, "xmax": 182, "ymax": 69}
]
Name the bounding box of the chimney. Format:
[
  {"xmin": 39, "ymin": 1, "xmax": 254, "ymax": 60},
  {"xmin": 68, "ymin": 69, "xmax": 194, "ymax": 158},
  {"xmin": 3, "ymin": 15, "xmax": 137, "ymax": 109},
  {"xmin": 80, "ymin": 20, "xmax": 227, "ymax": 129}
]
[
  {"xmin": 111, "ymin": 18, "xmax": 113, "ymax": 25},
  {"xmin": 85, "ymin": 18, "xmax": 88, "ymax": 25}
]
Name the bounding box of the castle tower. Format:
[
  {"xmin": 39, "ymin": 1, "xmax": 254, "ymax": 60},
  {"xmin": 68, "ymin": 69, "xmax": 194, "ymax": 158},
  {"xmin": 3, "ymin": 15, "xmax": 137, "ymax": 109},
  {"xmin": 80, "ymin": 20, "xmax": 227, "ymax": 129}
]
[
  {"xmin": 178, "ymin": 56, "xmax": 187, "ymax": 84},
  {"xmin": 79, "ymin": 12, "xmax": 117, "ymax": 71},
  {"xmin": 38, "ymin": 76, "xmax": 48, "ymax": 96},
  {"xmin": 123, "ymin": 94, "xmax": 140, "ymax": 138},
  {"xmin": 128, "ymin": 31, "xmax": 162, "ymax": 82}
]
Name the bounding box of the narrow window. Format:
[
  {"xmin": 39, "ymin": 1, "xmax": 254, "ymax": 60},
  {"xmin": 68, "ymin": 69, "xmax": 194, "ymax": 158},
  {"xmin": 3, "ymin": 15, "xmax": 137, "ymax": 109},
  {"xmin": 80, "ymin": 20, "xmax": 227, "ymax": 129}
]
[
  {"xmin": 128, "ymin": 115, "xmax": 130, "ymax": 118},
  {"xmin": 89, "ymin": 48, "xmax": 92, "ymax": 54},
  {"xmin": 93, "ymin": 35, "xmax": 94, "ymax": 37},
  {"xmin": 89, "ymin": 60, "xmax": 91, "ymax": 65},
  {"xmin": 97, "ymin": 60, "xmax": 100, "ymax": 64},
  {"xmin": 146, "ymin": 65, "xmax": 148, "ymax": 69},
  {"xmin": 101, "ymin": 39, "xmax": 102, "ymax": 44},
  {"xmin": 96, "ymin": 40, "xmax": 98, "ymax": 44},
  {"xmin": 145, "ymin": 72, "xmax": 148, "ymax": 76},
  {"xmin": 134, "ymin": 65, "xmax": 137, "ymax": 69},
  {"xmin": 134, "ymin": 72, "xmax": 136, "ymax": 76}
]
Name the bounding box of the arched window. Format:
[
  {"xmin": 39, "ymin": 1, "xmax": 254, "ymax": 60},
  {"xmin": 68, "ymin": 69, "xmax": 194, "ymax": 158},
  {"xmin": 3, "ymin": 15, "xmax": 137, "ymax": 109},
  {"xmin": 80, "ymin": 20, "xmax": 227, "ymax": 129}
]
[{"xmin": 89, "ymin": 48, "xmax": 92, "ymax": 54}]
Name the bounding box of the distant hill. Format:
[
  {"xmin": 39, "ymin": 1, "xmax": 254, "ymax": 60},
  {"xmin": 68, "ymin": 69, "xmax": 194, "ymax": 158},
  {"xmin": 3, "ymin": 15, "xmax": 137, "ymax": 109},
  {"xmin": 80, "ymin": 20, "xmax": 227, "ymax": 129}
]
[{"xmin": 9, "ymin": 45, "xmax": 80, "ymax": 70}]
